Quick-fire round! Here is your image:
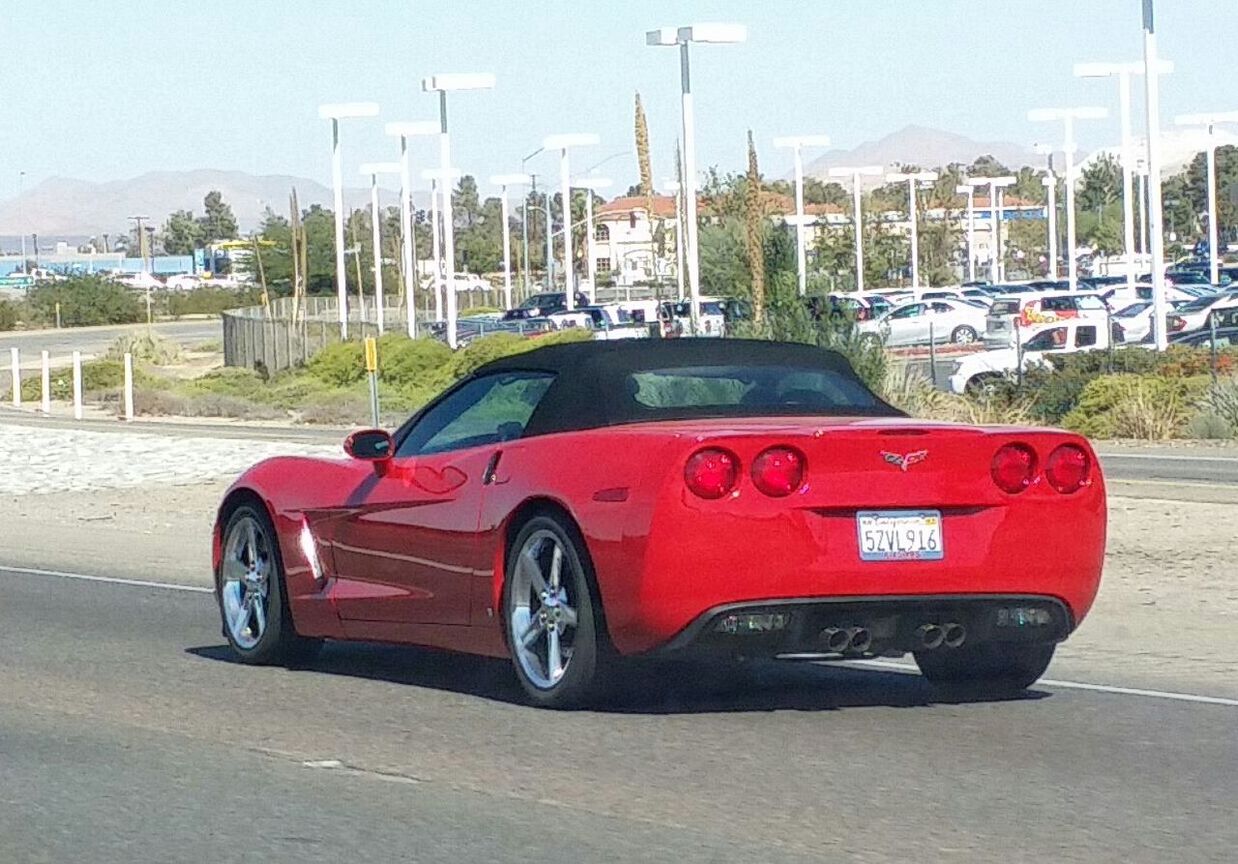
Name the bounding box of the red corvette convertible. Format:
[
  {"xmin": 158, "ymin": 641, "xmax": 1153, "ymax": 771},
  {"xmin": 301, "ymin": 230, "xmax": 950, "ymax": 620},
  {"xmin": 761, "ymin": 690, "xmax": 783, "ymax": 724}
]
[{"xmin": 213, "ymin": 339, "xmax": 1105, "ymax": 707}]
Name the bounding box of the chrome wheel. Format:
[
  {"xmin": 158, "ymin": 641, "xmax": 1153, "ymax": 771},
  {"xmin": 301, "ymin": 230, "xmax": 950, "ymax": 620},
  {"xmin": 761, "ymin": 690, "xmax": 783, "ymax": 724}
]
[
  {"xmin": 509, "ymin": 529, "xmax": 580, "ymax": 690},
  {"xmin": 952, "ymin": 326, "xmax": 978, "ymax": 345},
  {"xmin": 220, "ymin": 514, "xmax": 272, "ymax": 651}
]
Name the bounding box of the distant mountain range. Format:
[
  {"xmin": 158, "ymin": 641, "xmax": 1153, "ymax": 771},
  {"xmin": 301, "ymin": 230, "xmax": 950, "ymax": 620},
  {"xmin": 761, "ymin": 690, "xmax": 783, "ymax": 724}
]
[
  {"xmin": 0, "ymin": 169, "xmax": 411, "ymax": 240},
  {"xmin": 803, "ymin": 125, "xmax": 1036, "ymax": 181}
]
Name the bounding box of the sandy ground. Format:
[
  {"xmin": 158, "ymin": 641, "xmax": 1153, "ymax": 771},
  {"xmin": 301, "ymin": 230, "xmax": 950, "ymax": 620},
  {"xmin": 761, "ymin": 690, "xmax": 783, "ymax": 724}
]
[{"xmin": 1, "ymin": 483, "xmax": 1233, "ymax": 696}]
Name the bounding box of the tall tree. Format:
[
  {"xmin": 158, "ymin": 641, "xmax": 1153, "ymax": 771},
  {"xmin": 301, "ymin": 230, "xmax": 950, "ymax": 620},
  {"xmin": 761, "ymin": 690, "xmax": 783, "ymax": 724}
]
[
  {"xmin": 161, "ymin": 209, "xmax": 204, "ymax": 255},
  {"xmin": 452, "ymin": 176, "xmax": 482, "ymax": 228},
  {"xmin": 199, "ymin": 191, "xmax": 239, "ymax": 243},
  {"xmin": 743, "ymin": 131, "xmax": 767, "ymax": 322},
  {"xmin": 634, "ymin": 92, "xmax": 654, "ymax": 197}
]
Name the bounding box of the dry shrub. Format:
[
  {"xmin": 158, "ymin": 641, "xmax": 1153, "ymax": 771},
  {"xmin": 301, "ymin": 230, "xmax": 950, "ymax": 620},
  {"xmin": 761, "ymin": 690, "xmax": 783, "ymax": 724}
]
[
  {"xmin": 880, "ymin": 364, "xmax": 957, "ymax": 420},
  {"xmin": 1108, "ymin": 378, "xmax": 1196, "ymax": 440}
]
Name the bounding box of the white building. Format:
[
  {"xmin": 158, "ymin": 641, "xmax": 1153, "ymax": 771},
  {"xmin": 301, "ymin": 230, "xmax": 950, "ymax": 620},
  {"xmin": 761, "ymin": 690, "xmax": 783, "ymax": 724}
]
[{"xmin": 593, "ymin": 195, "xmax": 678, "ymax": 285}]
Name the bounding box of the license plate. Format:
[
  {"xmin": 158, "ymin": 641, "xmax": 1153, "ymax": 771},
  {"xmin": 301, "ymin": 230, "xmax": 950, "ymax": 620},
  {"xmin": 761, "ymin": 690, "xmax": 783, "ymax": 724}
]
[{"xmin": 856, "ymin": 510, "xmax": 944, "ymax": 561}]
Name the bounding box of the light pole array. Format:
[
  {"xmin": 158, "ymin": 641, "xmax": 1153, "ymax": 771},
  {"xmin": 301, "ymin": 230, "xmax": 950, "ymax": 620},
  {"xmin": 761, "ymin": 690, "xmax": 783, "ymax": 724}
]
[
  {"xmin": 358, "ymin": 162, "xmax": 401, "ymax": 336},
  {"xmin": 1029, "ymin": 107, "xmax": 1107, "ymax": 291},
  {"xmin": 829, "ymin": 166, "xmax": 883, "ymax": 292},
  {"xmin": 965, "ymin": 177, "xmax": 1016, "ymax": 283},
  {"xmin": 542, "ymin": 134, "xmax": 598, "ymax": 311},
  {"xmin": 490, "ymin": 173, "xmax": 531, "ymax": 310},
  {"xmin": 955, "ymin": 184, "xmax": 977, "ymax": 282},
  {"xmin": 1174, "ymin": 112, "xmax": 1238, "ymax": 286},
  {"xmin": 1074, "ymin": 60, "xmax": 1174, "ymax": 290},
  {"xmin": 647, "ymin": 23, "xmax": 747, "ymax": 333},
  {"xmin": 421, "ymin": 73, "xmax": 495, "ymax": 349},
  {"xmin": 1033, "ymin": 143, "xmax": 1058, "ymax": 278},
  {"xmin": 318, "ymin": 102, "xmax": 380, "ymax": 340},
  {"xmin": 773, "ymin": 135, "xmax": 831, "ymax": 295},
  {"xmin": 385, "ymin": 120, "xmax": 439, "ymax": 338},
  {"xmin": 1142, "ymin": 0, "xmax": 1169, "ymax": 350},
  {"xmin": 575, "ymin": 176, "xmax": 612, "ymax": 304},
  {"xmin": 421, "ymin": 166, "xmax": 461, "ymax": 324},
  {"xmin": 520, "ymin": 147, "xmax": 544, "ymax": 292},
  {"xmin": 886, "ymin": 171, "xmax": 938, "ymax": 289},
  {"xmin": 663, "ymin": 179, "xmax": 686, "ymax": 300}
]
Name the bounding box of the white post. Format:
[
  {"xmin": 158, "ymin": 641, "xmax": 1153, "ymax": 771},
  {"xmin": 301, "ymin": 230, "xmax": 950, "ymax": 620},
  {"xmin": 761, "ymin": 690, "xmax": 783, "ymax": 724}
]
[
  {"xmin": 584, "ymin": 190, "xmax": 597, "ymax": 304},
  {"xmin": 1063, "ymin": 118, "xmax": 1079, "ymax": 292},
  {"xmin": 500, "ymin": 184, "xmax": 514, "ymax": 310},
  {"xmin": 907, "ymin": 178, "xmax": 920, "ymax": 289},
  {"xmin": 558, "ymin": 147, "xmax": 575, "ymax": 310},
  {"xmin": 965, "ymin": 188, "xmax": 976, "ymax": 282},
  {"xmin": 330, "ymin": 119, "xmax": 348, "ymax": 340},
  {"xmin": 995, "ymin": 184, "xmax": 1005, "ymax": 283},
  {"xmin": 679, "ymin": 41, "xmax": 701, "ymax": 333},
  {"xmin": 40, "ymin": 350, "xmax": 50, "ymax": 415},
  {"xmin": 673, "ymin": 185, "xmax": 686, "ymax": 300},
  {"xmin": 793, "ymin": 145, "xmax": 807, "ymax": 295},
  {"xmin": 1118, "ymin": 71, "xmax": 1138, "ymax": 290},
  {"xmin": 1206, "ymin": 130, "xmax": 1220, "ymax": 286},
  {"xmin": 123, "ymin": 352, "xmax": 134, "ymax": 422},
  {"xmin": 437, "ymin": 93, "xmax": 459, "ymax": 349},
  {"xmin": 397, "ymin": 136, "xmax": 417, "ymax": 338},
  {"xmin": 1137, "ymin": 168, "xmax": 1148, "ymax": 254},
  {"xmin": 429, "ymin": 178, "xmax": 443, "ymax": 323},
  {"xmin": 1045, "ymin": 175, "xmax": 1059, "ymax": 279},
  {"xmin": 852, "ymin": 174, "xmax": 865, "ymax": 292},
  {"xmin": 71, "ymin": 350, "xmax": 82, "ymax": 420},
  {"xmin": 1143, "ymin": 0, "xmax": 1169, "ymax": 350},
  {"xmin": 368, "ymin": 172, "xmax": 385, "ymax": 335},
  {"xmin": 9, "ymin": 347, "xmax": 19, "ymax": 408}
]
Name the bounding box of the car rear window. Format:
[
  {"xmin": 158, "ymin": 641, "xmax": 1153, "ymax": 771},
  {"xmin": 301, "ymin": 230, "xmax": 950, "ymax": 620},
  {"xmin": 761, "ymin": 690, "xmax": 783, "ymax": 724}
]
[
  {"xmin": 627, "ymin": 365, "xmax": 880, "ymax": 414},
  {"xmin": 990, "ymin": 300, "xmax": 1020, "ymax": 316}
]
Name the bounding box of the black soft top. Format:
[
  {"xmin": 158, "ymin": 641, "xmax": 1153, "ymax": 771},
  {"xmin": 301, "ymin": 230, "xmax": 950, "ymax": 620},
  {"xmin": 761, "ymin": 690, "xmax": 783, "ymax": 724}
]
[{"xmin": 472, "ymin": 338, "xmax": 902, "ymax": 437}]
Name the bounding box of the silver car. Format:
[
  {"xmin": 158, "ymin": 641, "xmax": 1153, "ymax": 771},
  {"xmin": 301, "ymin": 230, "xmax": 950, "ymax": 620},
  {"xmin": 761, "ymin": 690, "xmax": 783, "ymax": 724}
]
[{"xmin": 861, "ymin": 299, "xmax": 988, "ymax": 347}]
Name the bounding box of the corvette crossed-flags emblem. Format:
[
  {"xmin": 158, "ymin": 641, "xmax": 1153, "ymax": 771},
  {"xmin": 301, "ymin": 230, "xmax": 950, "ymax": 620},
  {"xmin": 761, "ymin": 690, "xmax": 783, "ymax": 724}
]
[{"xmin": 880, "ymin": 450, "xmax": 929, "ymax": 472}]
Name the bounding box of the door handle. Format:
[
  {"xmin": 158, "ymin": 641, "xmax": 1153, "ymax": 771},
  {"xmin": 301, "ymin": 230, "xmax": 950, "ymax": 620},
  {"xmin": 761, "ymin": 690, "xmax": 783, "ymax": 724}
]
[{"xmin": 483, "ymin": 451, "xmax": 502, "ymax": 486}]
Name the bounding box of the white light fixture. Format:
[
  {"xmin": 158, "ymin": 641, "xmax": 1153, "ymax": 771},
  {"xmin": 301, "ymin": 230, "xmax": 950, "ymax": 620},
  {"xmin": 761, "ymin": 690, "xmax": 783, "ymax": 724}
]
[
  {"xmin": 1174, "ymin": 111, "xmax": 1238, "ymax": 287},
  {"xmin": 828, "ymin": 166, "xmax": 883, "ymax": 292},
  {"xmin": 966, "ymin": 176, "xmax": 1017, "ymax": 284},
  {"xmin": 662, "ymin": 179, "xmax": 686, "ymax": 300},
  {"xmin": 490, "ymin": 173, "xmax": 532, "ymax": 311},
  {"xmin": 384, "ymin": 121, "xmax": 440, "ymax": 338},
  {"xmin": 542, "ymin": 133, "xmax": 599, "ymax": 310},
  {"xmin": 886, "ymin": 171, "xmax": 938, "ymax": 290},
  {"xmin": 955, "ymin": 184, "xmax": 977, "ymax": 283},
  {"xmin": 358, "ymin": 162, "xmax": 402, "ymax": 335}
]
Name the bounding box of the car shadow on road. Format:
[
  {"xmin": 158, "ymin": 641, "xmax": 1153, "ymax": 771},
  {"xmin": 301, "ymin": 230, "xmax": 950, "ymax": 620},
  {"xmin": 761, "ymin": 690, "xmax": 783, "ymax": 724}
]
[{"xmin": 187, "ymin": 642, "xmax": 1050, "ymax": 714}]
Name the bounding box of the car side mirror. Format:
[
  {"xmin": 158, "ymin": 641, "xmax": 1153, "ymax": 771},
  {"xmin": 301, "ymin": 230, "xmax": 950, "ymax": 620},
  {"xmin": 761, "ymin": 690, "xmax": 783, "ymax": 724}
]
[{"xmin": 344, "ymin": 429, "xmax": 394, "ymax": 464}]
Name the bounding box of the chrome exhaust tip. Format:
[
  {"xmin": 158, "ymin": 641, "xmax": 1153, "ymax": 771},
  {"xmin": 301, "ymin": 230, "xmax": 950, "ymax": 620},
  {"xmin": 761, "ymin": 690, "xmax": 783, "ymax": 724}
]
[
  {"xmin": 822, "ymin": 627, "xmax": 850, "ymax": 653},
  {"xmin": 848, "ymin": 627, "xmax": 873, "ymax": 654},
  {"xmin": 943, "ymin": 623, "xmax": 967, "ymax": 649},
  {"xmin": 917, "ymin": 624, "xmax": 945, "ymax": 650}
]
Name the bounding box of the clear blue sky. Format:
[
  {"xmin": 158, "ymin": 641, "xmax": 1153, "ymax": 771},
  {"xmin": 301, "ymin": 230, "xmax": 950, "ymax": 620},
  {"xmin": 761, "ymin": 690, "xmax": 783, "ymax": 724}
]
[{"xmin": 1, "ymin": 0, "xmax": 1232, "ymax": 199}]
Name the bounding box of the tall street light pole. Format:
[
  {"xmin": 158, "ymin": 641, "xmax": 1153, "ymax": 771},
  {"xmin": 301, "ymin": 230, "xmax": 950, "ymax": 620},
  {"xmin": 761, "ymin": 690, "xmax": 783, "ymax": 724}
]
[
  {"xmin": 318, "ymin": 102, "xmax": 380, "ymax": 341},
  {"xmin": 1029, "ymin": 107, "xmax": 1107, "ymax": 291},
  {"xmin": 575, "ymin": 176, "xmax": 612, "ymax": 304},
  {"xmin": 385, "ymin": 121, "xmax": 439, "ymax": 338},
  {"xmin": 830, "ymin": 166, "xmax": 884, "ymax": 292},
  {"xmin": 1174, "ymin": 112, "xmax": 1238, "ymax": 286},
  {"xmin": 1074, "ymin": 60, "xmax": 1174, "ymax": 289},
  {"xmin": 966, "ymin": 177, "xmax": 1017, "ymax": 284},
  {"xmin": 421, "ymin": 74, "xmax": 496, "ymax": 350},
  {"xmin": 647, "ymin": 23, "xmax": 746, "ymax": 334},
  {"xmin": 774, "ymin": 135, "xmax": 831, "ymax": 296},
  {"xmin": 520, "ymin": 146, "xmax": 544, "ymax": 292},
  {"xmin": 18, "ymin": 171, "xmax": 26, "ymax": 271},
  {"xmin": 1033, "ymin": 143, "xmax": 1058, "ymax": 277},
  {"xmin": 887, "ymin": 171, "xmax": 938, "ymax": 289},
  {"xmin": 1141, "ymin": 0, "xmax": 1170, "ymax": 350},
  {"xmin": 955, "ymin": 184, "xmax": 977, "ymax": 282},
  {"xmin": 490, "ymin": 173, "xmax": 531, "ymax": 311},
  {"xmin": 359, "ymin": 162, "xmax": 402, "ymax": 336},
  {"xmin": 542, "ymin": 134, "xmax": 598, "ymax": 312}
]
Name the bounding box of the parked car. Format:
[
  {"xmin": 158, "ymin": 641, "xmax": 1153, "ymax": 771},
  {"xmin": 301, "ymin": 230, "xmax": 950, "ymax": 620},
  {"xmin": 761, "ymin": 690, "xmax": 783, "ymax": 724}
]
[
  {"xmin": 860, "ymin": 299, "xmax": 988, "ymax": 347},
  {"xmin": 961, "ymin": 288, "xmax": 995, "ymax": 306},
  {"xmin": 812, "ymin": 294, "xmax": 890, "ymax": 322},
  {"xmin": 950, "ymin": 319, "xmax": 1112, "ymax": 396},
  {"xmin": 658, "ymin": 297, "xmax": 727, "ymax": 337},
  {"xmin": 1111, "ymin": 301, "xmax": 1155, "ymax": 343},
  {"xmin": 212, "ymin": 338, "xmax": 1105, "ymax": 707},
  {"xmin": 1165, "ymin": 295, "xmax": 1238, "ymax": 335},
  {"xmin": 502, "ymin": 292, "xmax": 590, "ymax": 321},
  {"xmin": 983, "ymin": 291, "xmax": 1110, "ymax": 347}
]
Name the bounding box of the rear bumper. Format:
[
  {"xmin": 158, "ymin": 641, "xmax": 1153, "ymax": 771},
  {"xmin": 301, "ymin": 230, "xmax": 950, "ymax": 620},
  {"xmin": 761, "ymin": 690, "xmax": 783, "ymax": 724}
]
[{"xmin": 654, "ymin": 594, "xmax": 1073, "ymax": 658}]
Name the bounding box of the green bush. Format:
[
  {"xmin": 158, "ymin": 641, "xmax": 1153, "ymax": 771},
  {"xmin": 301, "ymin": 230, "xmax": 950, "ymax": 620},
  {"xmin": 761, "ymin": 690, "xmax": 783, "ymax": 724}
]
[
  {"xmin": 26, "ymin": 276, "xmax": 144, "ymax": 327},
  {"xmin": 445, "ymin": 329, "xmax": 593, "ymax": 380},
  {"xmin": 1201, "ymin": 377, "xmax": 1238, "ymax": 431},
  {"xmin": 162, "ymin": 286, "xmax": 261, "ymax": 318},
  {"xmin": 106, "ymin": 332, "xmax": 183, "ymax": 365},
  {"xmin": 378, "ymin": 335, "xmax": 453, "ymax": 390},
  {"xmin": 306, "ymin": 340, "xmax": 368, "ymax": 387},
  {"xmin": 1063, "ymin": 374, "xmax": 1208, "ymax": 439},
  {"xmin": 0, "ymin": 299, "xmax": 18, "ymax": 331},
  {"xmin": 1185, "ymin": 412, "xmax": 1235, "ymax": 440},
  {"xmin": 181, "ymin": 367, "xmax": 267, "ymax": 400},
  {"xmin": 1026, "ymin": 349, "xmax": 1161, "ymax": 424}
]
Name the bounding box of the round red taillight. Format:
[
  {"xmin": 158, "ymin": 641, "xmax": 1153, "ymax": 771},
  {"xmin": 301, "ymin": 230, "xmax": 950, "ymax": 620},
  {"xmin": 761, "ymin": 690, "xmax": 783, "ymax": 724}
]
[
  {"xmin": 684, "ymin": 448, "xmax": 739, "ymax": 499},
  {"xmin": 751, "ymin": 446, "xmax": 805, "ymax": 497},
  {"xmin": 1045, "ymin": 444, "xmax": 1091, "ymax": 494},
  {"xmin": 991, "ymin": 443, "xmax": 1038, "ymax": 494}
]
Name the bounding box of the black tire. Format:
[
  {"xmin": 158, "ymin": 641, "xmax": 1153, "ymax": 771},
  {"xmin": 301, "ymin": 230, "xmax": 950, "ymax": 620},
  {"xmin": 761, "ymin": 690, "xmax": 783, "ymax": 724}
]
[
  {"xmin": 951, "ymin": 325, "xmax": 979, "ymax": 345},
  {"xmin": 502, "ymin": 514, "xmax": 604, "ymax": 709},
  {"xmin": 216, "ymin": 504, "xmax": 322, "ymax": 667},
  {"xmin": 914, "ymin": 642, "xmax": 1055, "ymax": 694},
  {"xmin": 965, "ymin": 373, "xmax": 1003, "ymax": 399}
]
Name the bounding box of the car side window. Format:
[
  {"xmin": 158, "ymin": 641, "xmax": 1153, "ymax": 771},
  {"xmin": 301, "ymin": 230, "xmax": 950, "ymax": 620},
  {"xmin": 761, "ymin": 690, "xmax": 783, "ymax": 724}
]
[
  {"xmin": 1075, "ymin": 325, "xmax": 1098, "ymax": 347},
  {"xmin": 930, "ymin": 302, "xmax": 953, "ymax": 313},
  {"xmin": 889, "ymin": 303, "xmax": 925, "ymax": 320},
  {"xmin": 1077, "ymin": 295, "xmax": 1106, "ymax": 311},
  {"xmin": 1042, "ymin": 297, "xmax": 1072, "ymax": 312},
  {"xmin": 397, "ymin": 372, "xmax": 556, "ymax": 458},
  {"xmin": 1024, "ymin": 327, "xmax": 1068, "ymax": 351}
]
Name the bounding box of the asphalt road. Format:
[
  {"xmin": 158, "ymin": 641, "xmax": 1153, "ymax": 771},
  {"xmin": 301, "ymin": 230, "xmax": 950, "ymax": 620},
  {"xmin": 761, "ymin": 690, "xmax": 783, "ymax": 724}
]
[
  {"xmin": 0, "ymin": 567, "xmax": 1234, "ymax": 863},
  {"xmin": 0, "ymin": 319, "xmax": 221, "ymax": 366}
]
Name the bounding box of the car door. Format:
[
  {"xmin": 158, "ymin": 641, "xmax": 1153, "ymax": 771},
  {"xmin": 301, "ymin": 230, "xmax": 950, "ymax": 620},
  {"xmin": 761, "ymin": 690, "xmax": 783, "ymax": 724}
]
[
  {"xmin": 883, "ymin": 303, "xmax": 927, "ymax": 346},
  {"xmin": 331, "ymin": 371, "xmax": 556, "ymax": 625}
]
